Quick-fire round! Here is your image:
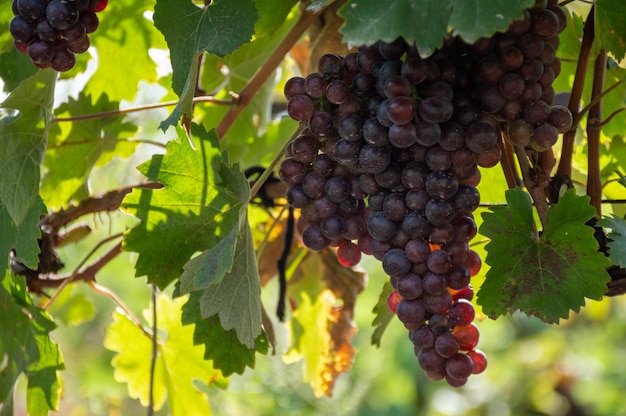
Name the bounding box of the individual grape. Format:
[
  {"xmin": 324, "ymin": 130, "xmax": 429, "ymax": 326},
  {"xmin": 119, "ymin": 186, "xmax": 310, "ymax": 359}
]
[
  {"xmin": 324, "ymin": 176, "xmax": 350, "ymax": 203},
  {"xmin": 499, "ymin": 72, "xmax": 525, "ymax": 100},
  {"xmin": 287, "ymin": 95, "xmax": 315, "ymax": 122},
  {"xmin": 65, "ymin": 35, "xmax": 90, "ymax": 54},
  {"xmin": 338, "ymin": 114, "xmax": 363, "ymax": 142},
  {"xmin": 467, "ymin": 250, "xmax": 482, "ymax": 277},
  {"xmin": 422, "ymin": 272, "xmax": 448, "ymax": 295},
  {"xmin": 475, "ymin": 143, "xmax": 501, "ymax": 168},
  {"xmin": 87, "ymin": 0, "xmax": 108, "ymax": 13},
  {"xmin": 383, "ymin": 193, "xmax": 408, "ymax": 222},
  {"xmin": 531, "ymin": 8, "xmax": 559, "ymax": 38},
  {"xmin": 429, "ymin": 314, "xmax": 452, "ymax": 335},
  {"xmin": 50, "ymin": 44, "xmax": 76, "ymax": 71},
  {"xmin": 304, "ymin": 73, "xmax": 326, "ymax": 98},
  {"xmin": 397, "ymin": 273, "xmax": 424, "ymax": 299},
  {"xmin": 524, "ymin": 100, "xmax": 550, "ymax": 126},
  {"xmin": 279, "ymin": 158, "xmax": 306, "ymax": 186},
  {"xmin": 518, "ymin": 59, "xmax": 545, "ymax": 83},
  {"xmin": 474, "ymin": 85, "xmax": 505, "ymax": 114},
  {"xmin": 448, "ymin": 299, "xmax": 476, "ymax": 327},
  {"xmin": 453, "ymin": 323, "xmax": 480, "ymax": 351},
  {"xmin": 27, "ymin": 39, "xmax": 55, "ymax": 66},
  {"xmin": 426, "ymin": 171, "xmax": 459, "ymax": 201},
  {"xmin": 284, "ymin": 76, "xmax": 306, "ymax": 100},
  {"xmin": 359, "ymin": 145, "xmax": 391, "ymax": 174},
  {"xmin": 415, "ymin": 121, "xmax": 441, "ymax": 147},
  {"xmin": 382, "ymin": 248, "xmax": 412, "ymax": 277},
  {"xmin": 397, "ymin": 298, "xmax": 426, "ymax": 325},
  {"xmin": 410, "ymin": 324, "xmax": 436, "ymax": 350},
  {"xmin": 400, "ymin": 162, "xmax": 428, "ymax": 189},
  {"xmin": 452, "ymin": 215, "xmax": 477, "ymax": 242},
  {"xmin": 499, "ymin": 45, "xmax": 524, "ymax": 70},
  {"xmin": 384, "ymin": 75, "xmax": 412, "ymax": 98},
  {"xmin": 425, "ymin": 145, "xmax": 452, "ymax": 172},
  {"xmin": 302, "ymin": 224, "xmax": 330, "ymax": 251},
  {"xmin": 517, "ymin": 32, "xmax": 545, "ymax": 59},
  {"xmin": 352, "ymin": 73, "xmax": 378, "ymax": 97},
  {"xmin": 405, "ymin": 188, "xmax": 431, "ymax": 211},
  {"xmin": 438, "ymin": 122, "xmax": 465, "ymax": 152},
  {"xmin": 333, "ymin": 139, "xmax": 362, "ymax": 166},
  {"xmin": 291, "ymin": 134, "xmax": 319, "ymax": 164},
  {"xmin": 429, "ymin": 224, "xmax": 456, "ymax": 246},
  {"xmin": 454, "ymin": 184, "xmax": 480, "ymax": 214},
  {"xmin": 452, "ymin": 285, "xmax": 475, "ymax": 303},
  {"xmin": 379, "ymin": 37, "xmax": 407, "ymax": 60},
  {"xmin": 418, "ymin": 96, "xmax": 453, "ymax": 123},
  {"xmin": 401, "ymin": 56, "xmax": 428, "ymax": 84},
  {"xmin": 425, "ymin": 200, "xmax": 456, "ymax": 226},
  {"xmin": 14, "ymin": 40, "xmax": 29, "ymax": 54},
  {"xmin": 357, "ymin": 47, "xmax": 383, "ymax": 74},
  {"xmin": 309, "ymin": 111, "xmax": 335, "ymax": 137},
  {"xmin": 445, "ymin": 374, "xmax": 468, "ymax": 388},
  {"xmin": 426, "ymin": 250, "xmax": 452, "ymax": 274},
  {"xmin": 426, "ymin": 81, "xmax": 454, "ymax": 100},
  {"xmin": 548, "ymin": 105, "xmax": 573, "ymax": 133},
  {"xmin": 46, "ymin": 0, "xmax": 79, "ymax": 30},
  {"xmin": 520, "ymin": 81, "xmax": 543, "ymax": 103},
  {"xmin": 477, "ymin": 54, "xmax": 505, "ymax": 84},
  {"xmin": 374, "ymin": 163, "xmax": 402, "ymax": 189},
  {"xmin": 465, "ymin": 122, "xmax": 498, "ymax": 154},
  {"xmin": 387, "ymin": 96, "xmax": 416, "ymax": 125},
  {"xmin": 532, "ymin": 123, "xmax": 559, "ymax": 150},
  {"xmin": 446, "ymin": 265, "xmax": 471, "ymax": 290},
  {"xmin": 342, "ymin": 216, "xmax": 366, "ymax": 241},
  {"xmin": 286, "ymin": 184, "xmax": 310, "ymax": 208},
  {"xmin": 541, "ymin": 84, "xmax": 555, "ymax": 104},
  {"xmin": 446, "ymin": 352, "xmax": 475, "ymax": 382},
  {"xmin": 10, "ymin": 16, "xmax": 37, "ymax": 43},
  {"xmin": 80, "ymin": 10, "xmax": 99, "ymax": 33},
  {"xmin": 321, "ymin": 215, "xmax": 346, "ymax": 240},
  {"xmin": 467, "ymin": 349, "xmax": 488, "ymax": 374},
  {"xmin": 17, "ymin": 0, "xmax": 48, "ymax": 21},
  {"xmin": 326, "ymin": 79, "xmax": 350, "ymax": 104},
  {"xmin": 435, "ymin": 333, "xmax": 460, "ymax": 358},
  {"xmin": 371, "ymin": 239, "xmax": 392, "ymax": 261},
  {"xmin": 301, "ymin": 173, "xmax": 326, "ymax": 199},
  {"xmin": 61, "ymin": 21, "xmax": 86, "ymax": 43},
  {"xmin": 418, "ymin": 348, "xmax": 447, "ymax": 373},
  {"xmin": 507, "ymin": 118, "xmax": 534, "ymax": 146},
  {"xmin": 422, "ymin": 291, "xmax": 453, "ymax": 314},
  {"xmin": 363, "ymin": 117, "xmax": 390, "ymax": 147},
  {"xmin": 367, "ymin": 211, "xmax": 398, "ymax": 242}
]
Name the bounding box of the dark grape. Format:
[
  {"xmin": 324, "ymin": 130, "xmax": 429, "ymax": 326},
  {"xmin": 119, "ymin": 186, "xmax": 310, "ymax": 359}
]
[
  {"xmin": 287, "ymin": 95, "xmax": 315, "ymax": 122},
  {"xmin": 465, "ymin": 122, "xmax": 498, "ymax": 154},
  {"xmin": 302, "ymin": 224, "xmax": 330, "ymax": 251},
  {"xmin": 418, "ymin": 96, "xmax": 453, "ymax": 123},
  {"xmin": 435, "ymin": 333, "xmax": 460, "ymax": 358},
  {"xmin": 304, "ymin": 73, "xmax": 326, "ymax": 98},
  {"xmin": 47, "ymin": 0, "xmax": 79, "ymax": 30},
  {"xmin": 10, "ymin": 16, "xmax": 37, "ymax": 43},
  {"xmin": 548, "ymin": 105, "xmax": 573, "ymax": 133},
  {"xmin": 284, "ymin": 76, "xmax": 306, "ymax": 100},
  {"xmin": 382, "ymin": 248, "xmax": 412, "ymax": 278},
  {"xmin": 50, "ymin": 44, "xmax": 76, "ymax": 72},
  {"xmin": 17, "ymin": 0, "xmax": 48, "ymax": 22}
]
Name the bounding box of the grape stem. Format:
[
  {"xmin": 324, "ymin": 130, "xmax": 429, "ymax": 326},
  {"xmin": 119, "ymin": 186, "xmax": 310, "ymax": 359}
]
[
  {"xmin": 148, "ymin": 285, "xmax": 158, "ymax": 416},
  {"xmin": 586, "ymin": 49, "xmax": 608, "ymax": 217},
  {"xmin": 557, "ymin": 5, "xmax": 595, "ymax": 179},
  {"xmin": 215, "ymin": 1, "xmax": 338, "ymax": 139},
  {"xmin": 498, "ymin": 128, "xmax": 522, "ymax": 189},
  {"xmin": 571, "ymin": 80, "xmax": 624, "ymax": 128}
]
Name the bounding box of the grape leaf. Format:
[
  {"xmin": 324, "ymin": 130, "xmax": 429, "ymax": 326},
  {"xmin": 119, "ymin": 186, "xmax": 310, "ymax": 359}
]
[
  {"xmin": 478, "ymin": 188, "xmax": 612, "ymax": 323},
  {"xmin": 104, "ymin": 294, "xmax": 226, "ymax": 415},
  {"xmin": 371, "ymin": 280, "xmax": 395, "ymax": 348},
  {"xmin": 121, "ymin": 124, "xmax": 249, "ymax": 289},
  {"xmin": 181, "ymin": 291, "xmax": 268, "ymax": 376},
  {"xmin": 41, "ymin": 93, "xmax": 138, "ymax": 209},
  {"xmin": 0, "ymin": 7, "xmax": 14, "ymax": 54},
  {"xmin": 45, "ymin": 284, "xmax": 95, "ymax": 327},
  {"xmin": 598, "ymin": 214, "xmax": 626, "ymax": 269},
  {"xmin": 0, "ymin": 197, "xmax": 45, "ymax": 273},
  {"xmin": 0, "ymin": 48, "xmax": 37, "ymax": 93},
  {"xmin": 0, "ymin": 69, "xmax": 55, "ymax": 226},
  {"xmin": 190, "ymin": 216, "xmax": 263, "ymax": 348},
  {"xmin": 0, "ymin": 272, "xmax": 64, "ymax": 414},
  {"xmin": 596, "ymin": 0, "xmax": 626, "ymax": 62},
  {"xmin": 287, "ymin": 251, "xmax": 365, "ymax": 397},
  {"xmin": 255, "ymin": 0, "xmax": 297, "ymax": 35},
  {"xmin": 339, "ymin": 0, "xmax": 452, "ymax": 56},
  {"xmin": 83, "ymin": 0, "xmax": 162, "ymax": 102},
  {"xmin": 153, "ymin": 0, "xmax": 258, "ymax": 130},
  {"xmin": 449, "ymin": 0, "xmax": 534, "ymax": 43},
  {"xmin": 339, "ymin": 0, "xmax": 533, "ymax": 56}
]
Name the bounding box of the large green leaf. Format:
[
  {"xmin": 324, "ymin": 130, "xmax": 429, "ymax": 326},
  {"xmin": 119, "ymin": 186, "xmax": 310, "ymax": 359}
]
[
  {"xmin": 181, "ymin": 292, "xmax": 268, "ymax": 376},
  {"xmin": 478, "ymin": 188, "xmax": 612, "ymax": 323},
  {"xmin": 0, "ymin": 48, "xmax": 38, "ymax": 93},
  {"xmin": 121, "ymin": 124, "xmax": 249, "ymax": 289},
  {"xmin": 0, "ymin": 69, "xmax": 55, "ymax": 226},
  {"xmin": 41, "ymin": 93, "xmax": 138, "ymax": 209},
  {"xmin": 153, "ymin": 0, "xmax": 258, "ymax": 130},
  {"xmin": 596, "ymin": 0, "xmax": 626, "ymax": 62},
  {"xmin": 0, "ymin": 272, "xmax": 64, "ymax": 414},
  {"xmin": 339, "ymin": 0, "xmax": 533, "ymax": 56},
  {"xmin": 104, "ymin": 295, "xmax": 226, "ymax": 415}
]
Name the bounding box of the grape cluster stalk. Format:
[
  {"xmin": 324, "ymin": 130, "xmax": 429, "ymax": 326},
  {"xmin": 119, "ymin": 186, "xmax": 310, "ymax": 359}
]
[
  {"xmin": 280, "ymin": 0, "xmax": 569, "ymax": 387},
  {"xmin": 9, "ymin": 0, "xmax": 108, "ymax": 72}
]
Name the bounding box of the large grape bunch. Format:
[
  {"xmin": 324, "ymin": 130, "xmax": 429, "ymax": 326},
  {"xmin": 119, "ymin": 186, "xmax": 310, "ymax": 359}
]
[
  {"xmin": 279, "ymin": 0, "xmax": 569, "ymax": 387},
  {"xmin": 9, "ymin": 0, "xmax": 108, "ymax": 72}
]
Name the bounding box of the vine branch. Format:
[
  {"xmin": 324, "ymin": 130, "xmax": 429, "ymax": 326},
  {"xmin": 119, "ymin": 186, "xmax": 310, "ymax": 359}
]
[
  {"xmin": 587, "ymin": 49, "xmax": 607, "ymax": 217},
  {"xmin": 148, "ymin": 285, "xmax": 158, "ymax": 416}
]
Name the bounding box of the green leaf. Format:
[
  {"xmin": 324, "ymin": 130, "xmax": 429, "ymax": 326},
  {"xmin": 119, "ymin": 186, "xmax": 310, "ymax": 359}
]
[
  {"xmin": 121, "ymin": 124, "xmax": 249, "ymax": 289},
  {"xmin": 153, "ymin": 0, "xmax": 258, "ymax": 130},
  {"xmin": 339, "ymin": 0, "xmax": 452, "ymax": 56},
  {"xmin": 41, "ymin": 93, "xmax": 138, "ymax": 209},
  {"xmin": 83, "ymin": 0, "xmax": 162, "ymax": 102},
  {"xmin": 0, "ymin": 69, "xmax": 55, "ymax": 226},
  {"xmin": 181, "ymin": 291, "xmax": 268, "ymax": 376},
  {"xmin": 371, "ymin": 280, "xmax": 395, "ymax": 348},
  {"xmin": 192, "ymin": 217, "xmax": 263, "ymax": 348},
  {"xmin": 0, "ymin": 197, "xmax": 46, "ymax": 272},
  {"xmin": 478, "ymin": 188, "xmax": 612, "ymax": 323},
  {"xmin": 45, "ymin": 284, "xmax": 96, "ymax": 327},
  {"xmin": 0, "ymin": 272, "xmax": 64, "ymax": 413},
  {"xmin": 254, "ymin": 0, "xmax": 297, "ymax": 35},
  {"xmin": 449, "ymin": 0, "xmax": 534, "ymax": 43},
  {"xmin": 596, "ymin": 0, "xmax": 626, "ymax": 61},
  {"xmin": 104, "ymin": 294, "xmax": 225, "ymax": 415},
  {"xmin": 0, "ymin": 48, "xmax": 38, "ymax": 93},
  {"xmin": 598, "ymin": 214, "xmax": 626, "ymax": 269}
]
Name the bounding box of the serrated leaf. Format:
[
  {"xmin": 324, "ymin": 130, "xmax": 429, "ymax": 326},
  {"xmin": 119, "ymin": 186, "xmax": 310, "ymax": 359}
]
[
  {"xmin": 0, "ymin": 198, "xmax": 46, "ymax": 273},
  {"xmin": 339, "ymin": 0, "xmax": 452, "ymax": 56},
  {"xmin": 0, "ymin": 69, "xmax": 55, "ymax": 226},
  {"xmin": 194, "ymin": 217, "xmax": 263, "ymax": 348},
  {"xmin": 598, "ymin": 214, "xmax": 626, "ymax": 269},
  {"xmin": 41, "ymin": 93, "xmax": 138, "ymax": 209},
  {"xmin": 449, "ymin": 0, "xmax": 534, "ymax": 43},
  {"xmin": 0, "ymin": 272, "xmax": 64, "ymax": 413},
  {"xmin": 104, "ymin": 295, "xmax": 225, "ymax": 415},
  {"xmin": 596, "ymin": 0, "xmax": 626, "ymax": 62},
  {"xmin": 478, "ymin": 188, "xmax": 612, "ymax": 323},
  {"xmin": 121, "ymin": 124, "xmax": 249, "ymax": 289},
  {"xmin": 153, "ymin": 0, "xmax": 258, "ymax": 130},
  {"xmin": 371, "ymin": 280, "xmax": 395, "ymax": 348},
  {"xmin": 181, "ymin": 291, "xmax": 268, "ymax": 376},
  {"xmin": 287, "ymin": 251, "xmax": 365, "ymax": 397}
]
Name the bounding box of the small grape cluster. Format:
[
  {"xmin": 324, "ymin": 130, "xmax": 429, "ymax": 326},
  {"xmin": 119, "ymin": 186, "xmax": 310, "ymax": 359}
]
[
  {"xmin": 280, "ymin": 0, "xmax": 568, "ymax": 387},
  {"xmin": 9, "ymin": 0, "xmax": 108, "ymax": 72}
]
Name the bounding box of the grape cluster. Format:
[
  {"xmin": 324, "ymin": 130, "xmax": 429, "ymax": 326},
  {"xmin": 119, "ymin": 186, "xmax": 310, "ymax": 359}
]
[
  {"xmin": 9, "ymin": 0, "xmax": 108, "ymax": 72},
  {"xmin": 280, "ymin": 1, "xmax": 568, "ymax": 387}
]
